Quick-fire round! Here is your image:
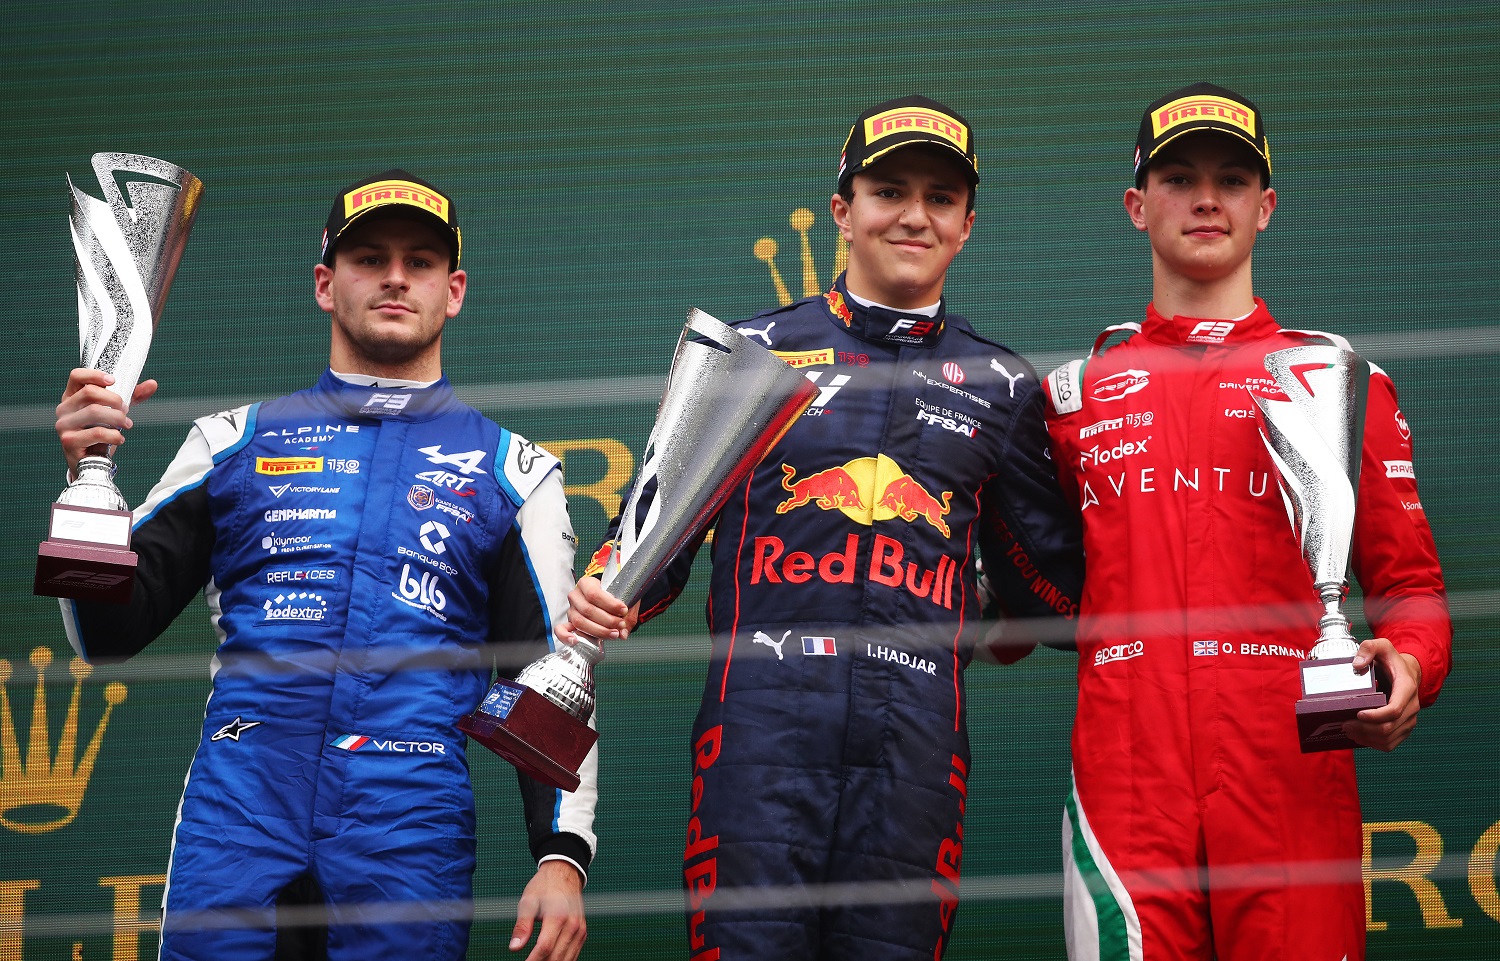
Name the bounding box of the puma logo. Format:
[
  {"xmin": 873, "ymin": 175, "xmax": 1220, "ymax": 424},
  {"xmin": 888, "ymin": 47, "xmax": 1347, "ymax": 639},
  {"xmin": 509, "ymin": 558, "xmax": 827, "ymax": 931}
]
[{"xmin": 752, "ymin": 629, "xmax": 789, "ymax": 660}]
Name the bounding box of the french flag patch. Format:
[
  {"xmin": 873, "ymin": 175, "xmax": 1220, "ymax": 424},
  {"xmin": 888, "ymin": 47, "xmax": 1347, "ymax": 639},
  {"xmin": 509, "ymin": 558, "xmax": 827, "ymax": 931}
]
[
  {"xmin": 330, "ymin": 734, "xmax": 370, "ymax": 751},
  {"xmin": 802, "ymin": 636, "xmax": 837, "ymax": 656}
]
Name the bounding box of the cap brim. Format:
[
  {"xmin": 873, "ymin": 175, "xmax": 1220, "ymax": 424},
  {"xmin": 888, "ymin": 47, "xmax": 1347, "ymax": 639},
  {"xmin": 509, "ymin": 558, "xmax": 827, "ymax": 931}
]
[
  {"xmin": 327, "ymin": 205, "xmax": 460, "ymax": 265},
  {"xmin": 1144, "ymin": 125, "xmax": 1269, "ymax": 176},
  {"xmin": 852, "ymin": 138, "xmax": 980, "ymax": 185}
]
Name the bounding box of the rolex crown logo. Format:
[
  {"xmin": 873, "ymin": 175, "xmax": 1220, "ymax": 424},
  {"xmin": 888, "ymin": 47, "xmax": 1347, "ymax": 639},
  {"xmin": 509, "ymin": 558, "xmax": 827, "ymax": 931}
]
[
  {"xmin": 0, "ymin": 647, "xmax": 126, "ymax": 834},
  {"xmin": 754, "ymin": 208, "xmax": 849, "ymax": 307}
]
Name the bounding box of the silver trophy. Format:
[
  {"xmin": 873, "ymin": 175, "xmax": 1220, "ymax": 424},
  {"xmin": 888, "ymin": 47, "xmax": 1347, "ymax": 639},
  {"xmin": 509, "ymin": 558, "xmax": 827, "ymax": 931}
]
[
  {"xmin": 459, "ymin": 308, "xmax": 818, "ymax": 790},
  {"xmin": 34, "ymin": 153, "xmax": 204, "ymax": 604},
  {"xmin": 1254, "ymin": 344, "xmax": 1385, "ymax": 752}
]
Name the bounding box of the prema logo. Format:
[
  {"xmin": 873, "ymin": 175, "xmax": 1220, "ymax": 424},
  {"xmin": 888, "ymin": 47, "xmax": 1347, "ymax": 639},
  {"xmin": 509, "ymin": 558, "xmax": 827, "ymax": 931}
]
[
  {"xmin": 1091, "ymin": 369, "xmax": 1151, "ymax": 402},
  {"xmin": 1093, "ymin": 640, "xmax": 1145, "ymax": 665}
]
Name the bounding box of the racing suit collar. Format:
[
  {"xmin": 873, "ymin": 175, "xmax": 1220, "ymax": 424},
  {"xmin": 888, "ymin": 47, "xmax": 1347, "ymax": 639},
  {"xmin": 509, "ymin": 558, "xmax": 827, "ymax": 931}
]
[
  {"xmin": 824, "ymin": 274, "xmax": 947, "ymax": 348},
  {"xmin": 1142, "ymin": 297, "xmax": 1278, "ymax": 347},
  {"xmin": 315, "ymin": 368, "xmax": 461, "ymax": 420}
]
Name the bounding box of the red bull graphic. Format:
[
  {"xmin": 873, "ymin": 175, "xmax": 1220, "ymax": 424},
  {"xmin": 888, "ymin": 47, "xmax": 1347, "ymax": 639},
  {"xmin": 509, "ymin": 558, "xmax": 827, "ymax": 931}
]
[
  {"xmin": 773, "ymin": 454, "xmax": 952, "ymax": 535},
  {"xmin": 583, "ymin": 540, "xmax": 618, "ymax": 577},
  {"xmin": 758, "ymin": 455, "xmax": 961, "ymax": 606},
  {"xmin": 878, "ymin": 473, "xmax": 952, "ymax": 537},
  {"xmin": 776, "ymin": 464, "xmax": 866, "ymax": 514},
  {"xmin": 824, "ymin": 288, "xmax": 853, "ymax": 327},
  {"xmin": 749, "ymin": 533, "xmax": 958, "ymax": 608}
]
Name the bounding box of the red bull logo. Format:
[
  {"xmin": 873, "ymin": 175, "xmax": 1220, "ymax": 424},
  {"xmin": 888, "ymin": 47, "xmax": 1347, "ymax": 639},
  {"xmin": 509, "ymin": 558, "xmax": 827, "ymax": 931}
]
[
  {"xmin": 777, "ymin": 464, "xmax": 866, "ymax": 514},
  {"xmin": 750, "ymin": 532, "xmax": 959, "ymax": 608},
  {"xmin": 877, "ymin": 473, "xmax": 952, "ymax": 537},
  {"xmin": 773, "ymin": 454, "xmax": 953, "ymax": 537},
  {"xmin": 824, "ymin": 289, "xmax": 853, "ymax": 327},
  {"xmin": 583, "ymin": 540, "xmax": 618, "ymax": 577}
]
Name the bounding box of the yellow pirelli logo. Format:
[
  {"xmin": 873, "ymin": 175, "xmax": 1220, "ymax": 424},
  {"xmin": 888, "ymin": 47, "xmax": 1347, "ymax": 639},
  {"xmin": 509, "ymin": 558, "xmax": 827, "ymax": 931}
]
[
  {"xmin": 865, "ymin": 107, "xmax": 968, "ymax": 152},
  {"xmin": 1152, "ymin": 95, "xmax": 1256, "ymax": 138},
  {"xmin": 343, "ymin": 180, "xmax": 450, "ymax": 222},
  {"xmin": 256, "ymin": 457, "xmax": 324, "ymax": 475},
  {"xmin": 772, "ymin": 348, "xmax": 836, "ymax": 368}
]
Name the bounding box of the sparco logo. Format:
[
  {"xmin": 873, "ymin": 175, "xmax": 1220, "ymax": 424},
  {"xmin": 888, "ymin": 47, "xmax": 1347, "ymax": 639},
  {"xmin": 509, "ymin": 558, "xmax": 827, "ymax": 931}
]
[
  {"xmin": 1091, "ymin": 369, "xmax": 1150, "ymax": 402},
  {"xmin": 263, "ymin": 508, "xmax": 337, "ymax": 522},
  {"xmin": 1094, "ymin": 640, "xmax": 1145, "ymax": 665},
  {"xmin": 1079, "ymin": 436, "xmax": 1150, "ymax": 470},
  {"xmin": 1052, "ymin": 365, "xmax": 1075, "ymax": 402}
]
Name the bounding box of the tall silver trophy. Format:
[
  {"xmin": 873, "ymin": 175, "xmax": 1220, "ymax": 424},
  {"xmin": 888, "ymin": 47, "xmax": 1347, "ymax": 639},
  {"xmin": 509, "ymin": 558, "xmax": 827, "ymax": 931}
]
[
  {"xmin": 459, "ymin": 308, "xmax": 818, "ymax": 790},
  {"xmin": 1254, "ymin": 344, "xmax": 1385, "ymax": 753},
  {"xmin": 34, "ymin": 153, "xmax": 204, "ymax": 605}
]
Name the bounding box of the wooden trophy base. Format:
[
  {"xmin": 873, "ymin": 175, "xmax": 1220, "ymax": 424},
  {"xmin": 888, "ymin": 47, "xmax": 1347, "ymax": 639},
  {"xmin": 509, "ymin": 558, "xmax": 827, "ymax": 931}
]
[
  {"xmin": 34, "ymin": 506, "xmax": 138, "ymax": 602},
  {"xmin": 1295, "ymin": 655, "xmax": 1388, "ymax": 753},
  {"xmin": 458, "ymin": 680, "xmax": 597, "ymax": 792}
]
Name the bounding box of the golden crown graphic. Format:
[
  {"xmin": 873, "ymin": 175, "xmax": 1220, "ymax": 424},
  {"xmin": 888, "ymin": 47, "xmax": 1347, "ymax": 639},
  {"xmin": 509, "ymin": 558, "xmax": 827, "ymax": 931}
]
[
  {"xmin": 754, "ymin": 208, "xmax": 848, "ymax": 306},
  {"xmin": 0, "ymin": 647, "xmax": 126, "ymax": 834}
]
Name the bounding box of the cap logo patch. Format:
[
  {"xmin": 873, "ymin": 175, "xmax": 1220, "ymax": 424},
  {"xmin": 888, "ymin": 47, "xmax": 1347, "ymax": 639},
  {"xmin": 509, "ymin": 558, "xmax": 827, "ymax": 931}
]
[
  {"xmin": 343, "ymin": 179, "xmax": 451, "ymax": 222},
  {"xmin": 864, "ymin": 107, "xmax": 968, "ymax": 152},
  {"xmin": 1152, "ymin": 95, "xmax": 1255, "ymax": 138}
]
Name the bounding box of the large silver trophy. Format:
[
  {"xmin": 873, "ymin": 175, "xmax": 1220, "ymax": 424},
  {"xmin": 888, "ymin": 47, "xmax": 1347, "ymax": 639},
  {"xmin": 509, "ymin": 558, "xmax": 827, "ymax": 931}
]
[
  {"xmin": 34, "ymin": 154, "xmax": 204, "ymax": 605},
  {"xmin": 459, "ymin": 308, "xmax": 818, "ymax": 790},
  {"xmin": 1254, "ymin": 344, "xmax": 1385, "ymax": 753}
]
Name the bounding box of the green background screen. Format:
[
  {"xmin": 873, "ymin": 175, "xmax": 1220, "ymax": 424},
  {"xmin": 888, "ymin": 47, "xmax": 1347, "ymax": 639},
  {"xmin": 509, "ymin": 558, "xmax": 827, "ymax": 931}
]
[{"xmin": 4, "ymin": 3, "xmax": 1497, "ymax": 958}]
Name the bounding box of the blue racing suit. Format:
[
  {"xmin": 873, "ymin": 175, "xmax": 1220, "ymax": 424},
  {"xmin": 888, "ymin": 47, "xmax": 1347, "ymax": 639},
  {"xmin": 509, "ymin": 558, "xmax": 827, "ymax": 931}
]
[
  {"xmin": 592, "ymin": 276, "xmax": 1083, "ymax": 960},
  {"xmin": 61, "ymin": 370, "xmax": 596, "ymax": 961}
]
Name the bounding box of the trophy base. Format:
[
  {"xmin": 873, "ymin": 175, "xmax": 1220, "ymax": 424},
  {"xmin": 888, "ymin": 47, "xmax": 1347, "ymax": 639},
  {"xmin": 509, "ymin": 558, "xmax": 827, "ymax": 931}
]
[
  {"xmin": 34, "ymin": 539, "xmax": 137, "ymax": 604},
  {"xmin": 458, "ymin": 680, "xmax": 597, "ymax": 793},
  {"xmin": 1295, "ymin": 656, "xmax": 1387, "ymax": 753}
]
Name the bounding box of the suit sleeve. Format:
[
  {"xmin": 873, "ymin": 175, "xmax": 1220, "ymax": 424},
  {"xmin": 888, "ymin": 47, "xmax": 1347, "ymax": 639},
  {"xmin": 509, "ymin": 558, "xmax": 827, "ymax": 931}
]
[
  {"xmin": 976, "ymin": 368, "xmax": 1085, "ymax": 652},
  {"xmin": 488, "ymin": 468, "xmax": 598, "ymax": 875},
  {"xmin": 1351, "ymin": 369, "xmax": 1452, "ymax": 706},
  {"xmin": 60, "ymin": 426, "xmax": 216, "ymax": 663}
]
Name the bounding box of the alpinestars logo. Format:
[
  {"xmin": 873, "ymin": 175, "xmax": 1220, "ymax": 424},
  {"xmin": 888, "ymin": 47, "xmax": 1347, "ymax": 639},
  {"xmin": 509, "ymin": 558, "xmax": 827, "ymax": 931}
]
[{"xmin": 211, "ymin": 717, "xmax": 262, "ymax": 742}]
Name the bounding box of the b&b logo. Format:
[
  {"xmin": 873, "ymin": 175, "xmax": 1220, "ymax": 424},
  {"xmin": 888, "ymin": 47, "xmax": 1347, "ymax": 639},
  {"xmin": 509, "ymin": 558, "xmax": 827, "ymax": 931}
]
[{"xmin": 394, "ymin": 563, "xmax": 447, "ymax": 621}]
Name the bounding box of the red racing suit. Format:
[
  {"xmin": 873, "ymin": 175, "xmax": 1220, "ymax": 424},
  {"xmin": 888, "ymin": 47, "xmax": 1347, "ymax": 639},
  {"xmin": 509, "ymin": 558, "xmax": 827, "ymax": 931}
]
[{"xmin": 1043, "ymin": 300, "xmax": 1451, "ymax": 961}]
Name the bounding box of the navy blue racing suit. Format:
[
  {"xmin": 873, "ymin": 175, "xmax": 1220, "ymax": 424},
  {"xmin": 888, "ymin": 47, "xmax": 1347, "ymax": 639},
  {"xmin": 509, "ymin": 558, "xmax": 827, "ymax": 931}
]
[
  {"xmin": 61, "ymin": 370, "xmax": 596, "ymax": 961},
  {"xmin": 592, "ymin": 277, "xmax": 1082, "ymax": 960}
]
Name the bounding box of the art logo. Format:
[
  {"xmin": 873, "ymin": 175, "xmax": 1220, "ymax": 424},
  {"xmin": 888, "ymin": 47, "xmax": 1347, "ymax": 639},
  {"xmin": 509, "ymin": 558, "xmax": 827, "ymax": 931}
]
[{"xmin": 0, "ymin": 648, "xmax": 125, "ymax": 834}]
